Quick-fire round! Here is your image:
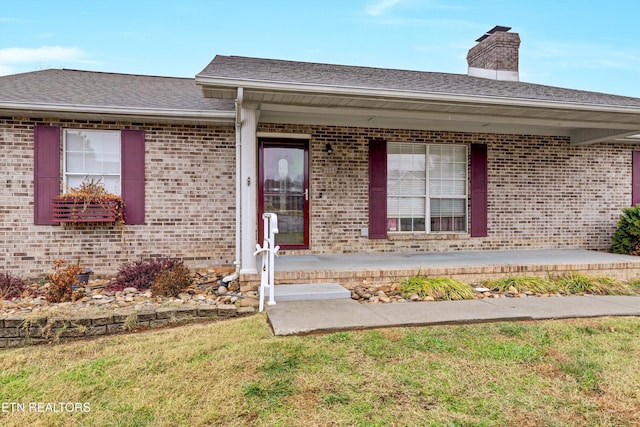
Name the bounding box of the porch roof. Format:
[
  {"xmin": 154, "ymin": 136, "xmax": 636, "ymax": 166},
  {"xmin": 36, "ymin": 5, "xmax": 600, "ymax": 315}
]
[{"xmin": 197, "ymin": 55, "xmax": 640, "ymax": 145}]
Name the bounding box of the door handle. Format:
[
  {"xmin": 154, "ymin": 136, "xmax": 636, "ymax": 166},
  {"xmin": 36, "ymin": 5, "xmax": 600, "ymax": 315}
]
[{"xmin": 304, "ymin": 188, "xmax": 309, "ymax": 201}]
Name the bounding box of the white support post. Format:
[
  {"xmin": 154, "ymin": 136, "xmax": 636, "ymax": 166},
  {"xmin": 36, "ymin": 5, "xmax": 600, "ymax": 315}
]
[
  {"xmin": 253, "ymin": 213, "xmax": 279, "ymax": 312},
  {"xmin": 240, "ymin": 106, "xmax": 260, "ymax": 274}
]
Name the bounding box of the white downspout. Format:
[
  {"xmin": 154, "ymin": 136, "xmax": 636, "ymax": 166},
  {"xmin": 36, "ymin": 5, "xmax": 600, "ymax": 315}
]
[{"xmin": 222, "ymin": 87, "xmax": 243, "ymax": 284}]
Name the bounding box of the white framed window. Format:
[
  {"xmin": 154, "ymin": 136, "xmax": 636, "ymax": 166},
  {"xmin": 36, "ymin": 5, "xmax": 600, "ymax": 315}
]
[
  {"xmin": 387, "ymin": 143, "xmax": 467, "ymax": 233},
  {"xmin": 63, "ymin": 129, "xmax": 121, "ymax": 195}
]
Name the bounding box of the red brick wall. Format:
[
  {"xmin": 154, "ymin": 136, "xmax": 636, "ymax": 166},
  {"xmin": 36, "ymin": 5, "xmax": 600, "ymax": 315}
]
[
  {"xmin": 258, "ymin": 123, "xmax": 632, "ymax": 255},
  {"xmin": 1, "ymin": 117, "xmax": 633, "ymax": 277},
  {"xmin": 467, "ymin": 31, "xmax": 520, "ymax": 72},
  {"xmin": 1, "ymin": 117, "xmax": 236, "ymax": 278}
]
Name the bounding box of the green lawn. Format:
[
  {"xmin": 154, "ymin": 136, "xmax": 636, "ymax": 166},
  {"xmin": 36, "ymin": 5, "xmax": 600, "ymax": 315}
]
[{"xmin": 1, "ymin": 314, "xmax": 640, "ymax": 426}]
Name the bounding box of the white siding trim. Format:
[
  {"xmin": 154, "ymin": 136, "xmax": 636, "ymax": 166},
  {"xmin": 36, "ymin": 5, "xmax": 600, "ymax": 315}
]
[{"xmin": 256, "ymin": 132, "xmax": 312, "ymax": 139}]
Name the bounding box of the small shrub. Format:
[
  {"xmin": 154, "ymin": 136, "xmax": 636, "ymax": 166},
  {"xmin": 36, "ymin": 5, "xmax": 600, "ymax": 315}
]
[
  {"xmin": 399, "ymin": 276, "xmax": 475, "ymax": 300},
  {"xmin": 123, "ymin": 312, "xmax": 139, "ymax": 331},
  {"xmin": 481, "ymin": 276, "xmax": 557, "ymax": 294},
  {"xmin": 46, "ymin": 259, "xmax": 83, "ymax": 303},
  {"xmin": 628, "ymin": 279, "xmax": 640, "ymax": 290},
  {"xmin": 107, "ymin": 257, "xmax": 184, "ymax": 292},
  {"xmin": 150, "ymin": 264, "xmax": 193, "ymax": 297},
  {"xmin": 611, "ymin": 205, "xmax": 640, "ymax": 255},
  {"xmin": 0, "ymin": 271, "xmax": 27, "ymax": 300},
  {"xmin": 555, "ymin": 273, "xmax": 632, "ymax": 295}
]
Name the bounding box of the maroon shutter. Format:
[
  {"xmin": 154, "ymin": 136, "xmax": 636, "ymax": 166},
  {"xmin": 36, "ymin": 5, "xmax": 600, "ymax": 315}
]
[
  {"xmin": 368, "ymin": 139, "xmax": 387, "ymax": 239},
  {"xmin": 34, "ymin": 126, "xmax": 60, "ymax": 225},
  {"xmin": 121, "ymin": 130, "xmax": 145, "ymax": 224},
  {"xmin": 470, "ymin": 144, "xmax": 488, "ymax": 237},
  {"xmin": 633, "ymin": 151, "xmax": 640, "ymax": 206}
]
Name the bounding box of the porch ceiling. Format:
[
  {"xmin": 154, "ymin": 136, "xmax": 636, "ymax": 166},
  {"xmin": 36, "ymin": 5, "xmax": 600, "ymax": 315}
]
[{"xmin": 203, "ymin": 86, "xmax": 640, "ymax": 144}]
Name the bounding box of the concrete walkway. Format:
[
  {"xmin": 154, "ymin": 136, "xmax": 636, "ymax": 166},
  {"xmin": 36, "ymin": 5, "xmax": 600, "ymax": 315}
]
[{"xmin": 267, "ymin": 295, "xmax": 640, "ymax": 336}]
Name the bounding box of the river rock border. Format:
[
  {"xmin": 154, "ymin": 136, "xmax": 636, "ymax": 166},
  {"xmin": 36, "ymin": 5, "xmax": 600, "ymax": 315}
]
[{"xmin": 0, "ymin": 304, "xmax": 255, "ymax": 348}]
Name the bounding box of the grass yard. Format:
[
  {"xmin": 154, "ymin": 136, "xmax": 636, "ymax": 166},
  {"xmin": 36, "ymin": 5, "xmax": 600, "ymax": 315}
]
[{"xmin": 1, "ymin": 314, "xmax": 640, "ymax": 426}]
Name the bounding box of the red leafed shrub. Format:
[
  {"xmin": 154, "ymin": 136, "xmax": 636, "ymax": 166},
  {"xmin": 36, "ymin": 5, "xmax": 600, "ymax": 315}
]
[
  {"xmin": 0, "ymin": 271, "xmax": 27, "ymax": 300},
  {"xmin": 106, "ymin": 257, "xmax": 185, "ymax": 292}
]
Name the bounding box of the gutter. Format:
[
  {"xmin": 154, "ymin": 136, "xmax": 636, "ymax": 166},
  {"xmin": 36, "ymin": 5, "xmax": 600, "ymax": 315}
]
[
  {"xmin": 222, "ymin": 87, "xmax": 243, "ymax": 284},
  {"xmin": 194, "ymin": 75, "xmax": 640, "ymax": 115},
  {"xmin": 0, "ymin": 101, "xmax": 236, "ymax": 123}
]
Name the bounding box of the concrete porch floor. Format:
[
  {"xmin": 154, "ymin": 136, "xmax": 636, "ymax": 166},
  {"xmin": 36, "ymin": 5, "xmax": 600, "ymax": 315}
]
[{"xmin": 242, "ymin": 249, "xmax": 640, "ymax": 289}]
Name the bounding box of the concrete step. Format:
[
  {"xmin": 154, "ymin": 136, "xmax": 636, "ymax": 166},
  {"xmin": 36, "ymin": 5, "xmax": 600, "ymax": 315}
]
[{"xmin": 262, "ymin": 282, "xmax": 351, "ymax": 302}]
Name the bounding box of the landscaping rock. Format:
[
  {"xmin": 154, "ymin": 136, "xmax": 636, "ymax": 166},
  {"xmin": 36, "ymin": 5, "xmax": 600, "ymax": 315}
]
[
  {"xmin": 239, "ymin": 298, "xmax": 259, "ymax": 308},
  {"xmin": 0, "ymin": 266, "xmax": 260, "ymax": 341},
  {"xmin": 343, "ymin": 279, "xmax": 586, "ymax": 305}
]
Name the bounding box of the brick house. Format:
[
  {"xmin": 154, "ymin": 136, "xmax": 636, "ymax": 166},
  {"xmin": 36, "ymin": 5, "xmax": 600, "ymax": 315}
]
[{"xmin": 1, "ymin": 26, "xmax": 640, "ymax": 280}]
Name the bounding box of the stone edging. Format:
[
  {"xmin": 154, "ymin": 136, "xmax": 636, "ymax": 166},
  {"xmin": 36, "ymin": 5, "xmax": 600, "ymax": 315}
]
[{"xmin": 0, "ymin": 304, "xmax": 256, "ymax": 348}]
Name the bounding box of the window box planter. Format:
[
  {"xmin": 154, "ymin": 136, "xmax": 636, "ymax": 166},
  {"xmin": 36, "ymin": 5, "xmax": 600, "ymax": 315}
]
[{"xmin": 52, "ymin": 197, "xmax": 124, "ymax": 224}]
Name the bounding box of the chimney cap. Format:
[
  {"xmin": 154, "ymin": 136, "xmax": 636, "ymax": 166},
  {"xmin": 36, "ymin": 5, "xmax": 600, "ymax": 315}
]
[{"xmin": 475, "ymin": 25, "xmax": 512, "ymax": 42}]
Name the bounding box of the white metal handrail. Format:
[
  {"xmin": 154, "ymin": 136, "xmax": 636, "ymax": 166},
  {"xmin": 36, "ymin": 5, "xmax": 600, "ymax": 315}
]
[{"xmin": 253, "ymin": 213, "xmax": 279, "ymax": 311}]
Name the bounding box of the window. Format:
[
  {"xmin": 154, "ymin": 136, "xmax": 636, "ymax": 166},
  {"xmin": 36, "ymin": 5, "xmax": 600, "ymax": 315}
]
[
  {"xmin": 64, "ymin": 130, "xmax": 121, "ymax": 194},
  {"xmin": 34, "ymin": 126, "xmax": 145, "ymax": 225},
  {"xmin": 387, "ymin": 143, "xmax": 467, "ymax": 233}
]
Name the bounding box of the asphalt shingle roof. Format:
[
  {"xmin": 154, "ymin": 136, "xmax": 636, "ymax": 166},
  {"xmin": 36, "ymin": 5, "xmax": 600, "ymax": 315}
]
[
  {"xmin": 0, "ymin": 69, "xmax": 234, "ymax": 111},
  {"xmin": 3, "ymin": 58, "xmax": 640, "ymax": 113},
  {"xmin": 199, "ymin": 55, "xmax": 640, "ymax": 108}
]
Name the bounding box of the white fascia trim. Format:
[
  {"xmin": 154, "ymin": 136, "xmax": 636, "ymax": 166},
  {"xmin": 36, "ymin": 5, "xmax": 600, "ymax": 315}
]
[
  {"xmin": 256, "ymin": 132, "xmax": 312, "ymax": 139},
  {"xmin": 0, "ymin": 101, "xmax": 236, "ymax": 122},
  {"xmin": 195, "ymin": 75, "xmax": 640, "ymax": 115}
]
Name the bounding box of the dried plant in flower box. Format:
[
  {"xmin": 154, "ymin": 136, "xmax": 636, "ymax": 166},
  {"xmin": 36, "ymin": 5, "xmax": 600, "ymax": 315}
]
[{"xmin": 52, "ymin": 180, "xmax": 124, "ymax": 224}]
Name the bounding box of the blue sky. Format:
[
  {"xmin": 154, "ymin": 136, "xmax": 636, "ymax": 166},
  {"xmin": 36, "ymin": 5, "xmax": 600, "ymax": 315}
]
[{"xmin": 1, "ymin": 0, "xmax": 639, "ymax": 97}]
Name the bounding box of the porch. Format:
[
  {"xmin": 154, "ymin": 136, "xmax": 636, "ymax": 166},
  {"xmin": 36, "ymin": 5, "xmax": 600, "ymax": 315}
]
[{"xmin": 240, "ymin": 249, "xmax": 640, "ymax": 290}]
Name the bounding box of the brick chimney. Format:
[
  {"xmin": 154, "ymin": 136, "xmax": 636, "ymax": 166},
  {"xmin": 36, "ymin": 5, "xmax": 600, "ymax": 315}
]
[{"xmin": 467, "ymin": 26, "xmax": 520, "ymax": 81}]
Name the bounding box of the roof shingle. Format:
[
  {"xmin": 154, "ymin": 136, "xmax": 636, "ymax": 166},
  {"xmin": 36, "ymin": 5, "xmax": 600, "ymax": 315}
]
[{"xmin": 0, "ymin": 69, "xmax": 234, "ymax": 112}]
